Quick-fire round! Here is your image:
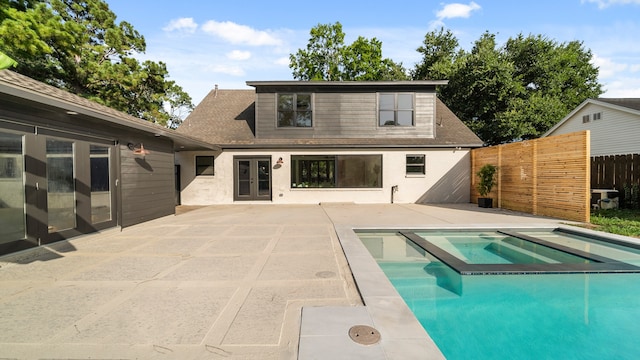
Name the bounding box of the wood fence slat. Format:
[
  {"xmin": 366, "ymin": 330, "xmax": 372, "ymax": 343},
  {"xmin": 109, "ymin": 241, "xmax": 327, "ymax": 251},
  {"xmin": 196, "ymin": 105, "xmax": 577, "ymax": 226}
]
[{"xmin": 471, "ymin": 131, "xmax": 589, "ymax": 222}]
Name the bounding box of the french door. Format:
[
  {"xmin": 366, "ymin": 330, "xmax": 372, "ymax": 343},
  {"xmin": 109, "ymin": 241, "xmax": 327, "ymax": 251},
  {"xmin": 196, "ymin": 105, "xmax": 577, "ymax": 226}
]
[{"xmin": 233, "ymin": 157, "xmax": 271, "ymax": 201}]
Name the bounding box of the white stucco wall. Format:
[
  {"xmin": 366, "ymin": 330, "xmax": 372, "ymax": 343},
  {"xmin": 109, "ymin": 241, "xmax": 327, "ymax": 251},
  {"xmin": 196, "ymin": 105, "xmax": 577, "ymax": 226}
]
[{"xmin": 176, "ymin": 148, "xmax": 471, "ymax": 205}]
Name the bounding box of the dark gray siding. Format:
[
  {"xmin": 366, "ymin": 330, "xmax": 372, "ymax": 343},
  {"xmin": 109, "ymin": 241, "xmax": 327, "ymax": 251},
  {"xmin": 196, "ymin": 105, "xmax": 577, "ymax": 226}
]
[
  {"xmin": 255, "ymin": 92, "xmax": 435, "ymax": 139},
  {"xmin": 119, "ymin": 136, "xmax": 175, "ymax": 228}
]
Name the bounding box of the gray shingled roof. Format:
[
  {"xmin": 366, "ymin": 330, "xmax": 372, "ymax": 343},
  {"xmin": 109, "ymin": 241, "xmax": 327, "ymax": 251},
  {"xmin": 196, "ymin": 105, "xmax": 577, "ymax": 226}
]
[
  {"xmin": 178, "ymin": 88, "xmax": 483, "ymax": 148},
  {"xmin": 596, "ymin": 98, "xmax": 640, "ymax": 112},
  {"xmin": 0, "ymin": 70, "xmax": 217, "ymax": 151}
]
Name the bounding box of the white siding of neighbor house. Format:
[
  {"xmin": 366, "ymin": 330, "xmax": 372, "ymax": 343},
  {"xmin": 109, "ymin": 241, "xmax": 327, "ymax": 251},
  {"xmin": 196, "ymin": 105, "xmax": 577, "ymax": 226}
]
[
  {"xmin": 176, "ymin": 148, "xmax": 470, "ymax": 205},
  {"xmin": 549, "ymin": 103, "xmax": 640, "ymax": 156}
]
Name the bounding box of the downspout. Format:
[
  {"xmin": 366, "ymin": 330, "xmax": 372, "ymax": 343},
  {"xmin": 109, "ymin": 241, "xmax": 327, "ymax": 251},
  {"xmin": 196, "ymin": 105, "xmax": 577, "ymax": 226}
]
[{"xmin": 391, "ymin": 185, "xmax": 399, "ymax": 203}]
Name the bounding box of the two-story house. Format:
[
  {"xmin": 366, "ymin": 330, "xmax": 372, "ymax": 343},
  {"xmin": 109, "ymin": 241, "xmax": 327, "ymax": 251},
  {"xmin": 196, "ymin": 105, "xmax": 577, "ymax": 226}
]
[
  {"xmin": 544, "ymin": 98, "xmax": 640, "ymax": 156},
  {"xmin": 175, "ymin": 81, "xmax": 483, "ymax": 205}
]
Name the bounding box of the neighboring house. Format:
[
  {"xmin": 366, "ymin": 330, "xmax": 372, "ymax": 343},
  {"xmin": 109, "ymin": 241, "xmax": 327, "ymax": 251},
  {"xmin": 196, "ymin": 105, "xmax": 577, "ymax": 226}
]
[
  {"xmin": 176, "ymin": 81, "xmax": 483, "ymax": 205},
  {"xmin": 544, "ymin": 98, "xmax": 640, "ymax": 156},
  {"xmin": 0, "ymin": 70, "xmax": 216, "ymax": 255}
]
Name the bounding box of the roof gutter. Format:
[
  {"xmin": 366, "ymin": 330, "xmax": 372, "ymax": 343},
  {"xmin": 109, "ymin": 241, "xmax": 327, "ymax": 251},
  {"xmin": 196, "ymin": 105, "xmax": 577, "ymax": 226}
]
[{"xmin": 219, "ymin": 143, "xmax": 484, "ymax": 150}]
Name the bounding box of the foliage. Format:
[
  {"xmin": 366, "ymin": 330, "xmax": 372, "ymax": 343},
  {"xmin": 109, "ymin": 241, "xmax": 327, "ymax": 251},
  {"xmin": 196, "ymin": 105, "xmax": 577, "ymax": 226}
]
[
  {"xmin": 412, "ymin": 27, "xmax": 460, "ymax": 81},
  {"xmin": 413, "ymin": 28, "xmax": 603, "ymax": 145},
  {"xmin": 0, "ymin": 50, "xmax": 17, "ymax": 69},
  {"xmin": 476, "ymin": 163, "xmax": 498, "ymax": 197},
  {"xmin": 0, "ymin": 0, "xmax": 192, "ymax": 127},
  {"xmin": 290, "ymin": 22, "xmax": 408, "ymax": 81},
  {"xmin": 589, "ymin": 209, "xmax": 640, "ymax": 238},
  {"xmin": 623, "ymin": 184, "xmax": 640, "ymax": 210}
]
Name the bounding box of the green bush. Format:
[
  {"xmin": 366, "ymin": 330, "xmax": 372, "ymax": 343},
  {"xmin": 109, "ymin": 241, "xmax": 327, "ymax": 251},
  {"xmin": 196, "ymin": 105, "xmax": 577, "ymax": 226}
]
[{"xmin": 476, "ymin": 164, "xmax": 498, "ymax": 197}]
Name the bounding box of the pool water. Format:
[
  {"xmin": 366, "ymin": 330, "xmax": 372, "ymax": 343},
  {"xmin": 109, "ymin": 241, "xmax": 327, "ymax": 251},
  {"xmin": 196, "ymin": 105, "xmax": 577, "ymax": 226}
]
[{"xmin": 358, "ymin": 230, "xmax": 640, "ymax": 360}]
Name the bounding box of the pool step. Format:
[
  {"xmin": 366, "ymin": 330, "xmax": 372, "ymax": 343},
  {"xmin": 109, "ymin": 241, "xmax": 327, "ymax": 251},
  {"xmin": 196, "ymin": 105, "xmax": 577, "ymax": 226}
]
[
  {"xmin": 485, "ymin": 241, "xmax": 560, "ymax": 264},
  {"xmin": 380, "ymin": 262, "xmax": 461, "ymax": 299}
]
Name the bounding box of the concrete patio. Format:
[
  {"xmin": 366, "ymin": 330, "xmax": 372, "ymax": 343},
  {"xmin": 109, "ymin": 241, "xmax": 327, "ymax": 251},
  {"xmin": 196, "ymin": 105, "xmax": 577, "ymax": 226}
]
[{"xmin": 0, "ymin": 204, "xmax": 567, "ymax": 359}]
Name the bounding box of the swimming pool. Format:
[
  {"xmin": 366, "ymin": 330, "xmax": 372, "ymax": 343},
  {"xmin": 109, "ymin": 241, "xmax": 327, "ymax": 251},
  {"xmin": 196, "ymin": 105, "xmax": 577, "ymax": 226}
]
[{"xmin": 357, "ymin": 228, "xmax": 640, "ymax": 359}]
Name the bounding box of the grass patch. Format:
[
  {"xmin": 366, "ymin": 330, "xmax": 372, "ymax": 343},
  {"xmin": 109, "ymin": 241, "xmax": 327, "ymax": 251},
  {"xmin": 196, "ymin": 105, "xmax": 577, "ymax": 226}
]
[{"xmin": 589, "ymin": 209, "xmax": 640, "ymax": 238}]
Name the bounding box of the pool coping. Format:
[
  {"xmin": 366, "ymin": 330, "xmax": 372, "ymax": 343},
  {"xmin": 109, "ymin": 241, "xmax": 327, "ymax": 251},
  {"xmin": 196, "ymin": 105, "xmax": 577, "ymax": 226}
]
[{"xmin": 302, "ymin": 223, "xmax": 640, "ymax": 359}]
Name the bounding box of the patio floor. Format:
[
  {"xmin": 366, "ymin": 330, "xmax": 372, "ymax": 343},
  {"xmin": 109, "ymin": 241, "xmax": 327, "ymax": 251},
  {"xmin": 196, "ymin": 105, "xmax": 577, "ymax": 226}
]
[{"xmin": 0, "ymin": 204, "xmax": 566, "ymax": 359}]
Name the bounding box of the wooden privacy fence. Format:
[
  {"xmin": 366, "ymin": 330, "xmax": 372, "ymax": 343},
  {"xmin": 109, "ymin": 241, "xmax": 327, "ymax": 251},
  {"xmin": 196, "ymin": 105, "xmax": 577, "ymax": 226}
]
[
  {"xmin": 471, "ymin": 131, "xmax": 590, "ymax": 223},
  {"xmin": 591, "ymin": 154, "xmax": 640, "ymax": 208}
]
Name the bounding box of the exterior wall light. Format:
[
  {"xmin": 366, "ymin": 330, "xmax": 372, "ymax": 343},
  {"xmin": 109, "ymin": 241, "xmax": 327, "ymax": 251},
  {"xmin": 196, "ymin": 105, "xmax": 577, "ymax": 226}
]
[{"xmin": 128, "ymin": 142, "xmax": 150, "ymax": 157}]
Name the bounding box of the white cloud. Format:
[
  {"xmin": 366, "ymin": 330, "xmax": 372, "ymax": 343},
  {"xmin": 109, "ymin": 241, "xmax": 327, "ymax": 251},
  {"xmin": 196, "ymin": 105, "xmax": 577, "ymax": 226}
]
[
  {"xmin": 581, "ymin": 0, "xmax": 640, "ymax": 9},
  {"xmin": 274, "ymin": 57, "xmax": 290, "ymax": 66},
  {"xmin": 436, "ymin": 1, "xmax": 481, "ymax": 20},
  {"xmin": 591, "ymin": 54, "xmax": 628, "ymax": 79},
  {"xmin": 601, "ymin": 78, "xmax": 640, "ymax": 97},
  {"xmin": 163, "ymin": 17, "xmax": 198, "ymax": 33},
  {"xmin": 227, "ymin": 50, "xmax": 251, "ymax": 60},
  {"xmin": 205, "ymin": 64, "xmax": 246, "ymax": 77},
  {"xmin": 201, "ymin": 20, "xmax": 283, "ymax": 46}
]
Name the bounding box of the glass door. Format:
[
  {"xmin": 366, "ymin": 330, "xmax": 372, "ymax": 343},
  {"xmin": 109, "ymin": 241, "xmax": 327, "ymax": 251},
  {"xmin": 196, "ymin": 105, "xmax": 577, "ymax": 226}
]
[
  {"xmin": 90, "ymin": 144, "xmax": 112, "ymax": 224},
  {"xmin": 234, "ymin": 157, "xmax": 271, "ymax": 201},
  {"xmin": 46, "ymin": 139, "xmax": 76, "ymax": 233},
  {"xmin": 0, "ymin": 132, "xmax": 26, "ymax": 244}
]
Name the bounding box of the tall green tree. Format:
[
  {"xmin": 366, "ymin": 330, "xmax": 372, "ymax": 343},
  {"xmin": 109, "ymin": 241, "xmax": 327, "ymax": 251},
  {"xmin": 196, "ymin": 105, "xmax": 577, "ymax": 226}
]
[
  {"xmin": 412, "ymin": 27, "xmax": 460, "ymax": 81},
  {"xmin": 0, "ymin": 0, "xmax": 192, "ymax": 127},
  {"xmin": 290, "ymin": 22, "xmax": 408, "ymax": 81},
  {"xmin": 413, "ymin": 29, "xmax": 603, "ymax": 145}
]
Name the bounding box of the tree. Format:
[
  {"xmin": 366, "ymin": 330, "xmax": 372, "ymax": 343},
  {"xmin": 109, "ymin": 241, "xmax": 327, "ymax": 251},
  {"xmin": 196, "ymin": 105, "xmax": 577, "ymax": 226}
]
[
  {"xmin": 412, "ymin": 27, "xmax": 460, "ymax": 81},
  {"xmin": 290, "ymin": 22, "xmax": 408, "ymax": 81},
  {"xmin": 0, "ymin": 0, "xmax": 193, "ymax": 127},
  {"xmin": 413, "ymin": 29, "xmax": 603, "ymax": 145}
]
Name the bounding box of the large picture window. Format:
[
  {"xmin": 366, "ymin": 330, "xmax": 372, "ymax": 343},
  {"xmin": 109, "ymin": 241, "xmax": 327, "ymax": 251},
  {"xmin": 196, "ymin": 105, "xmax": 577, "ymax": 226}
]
[
  {"xmin": 278, "ymin": 93, "xmax": 312, "ymax": 127},
  {"xmin": 379, "ymin": 93, "xmax": 414, "ymax": 126},
  {"xmin": 291, "ymin": 155, "xmax": 382, "ymax": 188}
]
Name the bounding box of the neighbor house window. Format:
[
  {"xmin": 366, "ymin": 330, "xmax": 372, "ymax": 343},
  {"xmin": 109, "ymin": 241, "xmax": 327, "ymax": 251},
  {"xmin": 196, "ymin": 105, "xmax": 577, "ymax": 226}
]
[
  {"xmin": 278, "ymin": 93, "xmax": 312, "ymax": 127},
  {"xmin": 406, "ymin": 155, "xmax": 425, "ymax": 175},
  {"xmin": 582, "ymin": 114, "xmax": 590, "ymax": 123},
  {"xmin": 593, "ymin": 112, "xmax": 602, "ymax": 120},
  {"xmin": 195, "ymin": 156, "xmax": 214, "ymax": 176},
  {"xmin": 379, "ymin": 93, "xmax": 414, "ymax": 126},
  {"xmin": 291, "ymin": 155, "xmax": 382, "ymax": 188}
]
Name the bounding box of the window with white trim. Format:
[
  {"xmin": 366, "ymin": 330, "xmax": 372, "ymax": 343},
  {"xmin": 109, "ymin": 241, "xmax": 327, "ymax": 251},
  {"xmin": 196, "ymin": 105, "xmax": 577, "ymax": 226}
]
[{"xmin": 582, "ymin": 114, "xmax": 590, "ymax": 123}]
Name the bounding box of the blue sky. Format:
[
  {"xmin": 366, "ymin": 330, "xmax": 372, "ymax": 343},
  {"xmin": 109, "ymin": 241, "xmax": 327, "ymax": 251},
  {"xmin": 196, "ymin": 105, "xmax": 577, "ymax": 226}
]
[{"xmin": 106, "ymin": 0, "xmax": 640, "ymax": 104}]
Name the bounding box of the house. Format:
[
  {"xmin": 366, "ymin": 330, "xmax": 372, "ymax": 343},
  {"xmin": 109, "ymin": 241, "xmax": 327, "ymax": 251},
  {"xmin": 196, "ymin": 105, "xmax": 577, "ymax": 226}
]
[
  {"xmin": 0, "ymin": 70, "xmax": 216, "ymax": 255},
  {"xmin": 175, "ymin": 81, "xmax": 483, "ymax": 205},
  {"xmin": 544, "ymin": 98, "xmax": 640, "ymax": 156}
]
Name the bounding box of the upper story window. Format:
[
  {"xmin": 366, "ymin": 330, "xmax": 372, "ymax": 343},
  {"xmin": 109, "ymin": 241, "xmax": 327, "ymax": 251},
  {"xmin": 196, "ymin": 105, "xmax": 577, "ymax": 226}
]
[
  {"xmin": 277, "ymin": 93, "xmax": 312, "ymax": 127},
  {"xmin": 379, "ymin": 93, "xmax": 414, "ymax": 126},
  {"xmin": 593, "ymin": 112, "xmax": 602, "ymax": 121},
  {"xmin": 582, "ymin": 114, "xmax": 590, "ymax": 123}
]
